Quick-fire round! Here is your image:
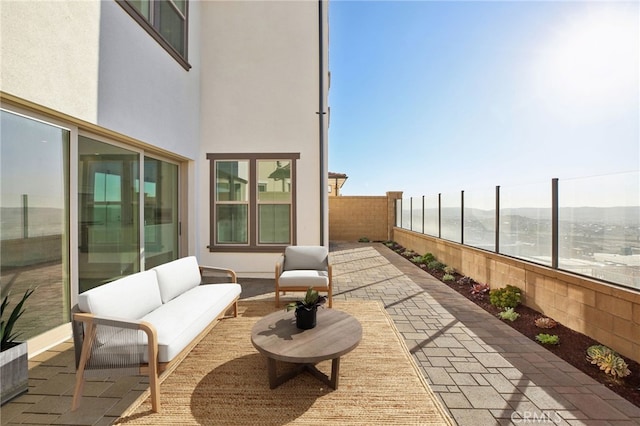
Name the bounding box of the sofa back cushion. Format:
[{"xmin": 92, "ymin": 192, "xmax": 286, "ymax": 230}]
[
  {"xmin": 283, "ymin": 246, "xmax": 328, "ymax": 271},
  {"xmin": 153, "ymin": 256, "xmax": 202, "ymax": 303},
  {"xmin": 77, "ymin": 270, "xmax": 162, "ymax": 319}
]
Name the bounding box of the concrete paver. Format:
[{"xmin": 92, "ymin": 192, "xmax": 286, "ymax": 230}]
[
  {"xmin": 330, "ymin": 242, "xmax": 640, "ymax": 425},
  {"xmin": 2, "ymin": 242, "xmax": 639, "ymax": 425}
]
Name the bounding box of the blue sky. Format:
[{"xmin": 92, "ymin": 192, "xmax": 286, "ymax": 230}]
[{"xmin": 327, "ymin": 0, "xmax": 639, "ymax": 198}]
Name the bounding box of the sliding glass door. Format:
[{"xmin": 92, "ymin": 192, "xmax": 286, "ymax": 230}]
[
  {"xmin": 78, "ymin": 137, "xmax": 179, "ymax": 292},
  {"xmin": 143, "ymin": 156, "xmax": 179, "ymax": 269}
]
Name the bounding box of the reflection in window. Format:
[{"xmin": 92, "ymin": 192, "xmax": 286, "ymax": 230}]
[
  {"xmin": 117, "ymin": 0, "xmax": 189, "ymax": 67},
  {"xmin": 78, "ymin": 136, "xmax": 140, "ymax": 292},
  {"xmin": 0, "ymin": 109, "xmax": 70, "ymax": 340},
  {"xmin": 208, "ymin": 154, "xmax": 299, "ymax": 251},
  {"xmin": 144, "ymin": 157, "xmax": 179, "ymax": 269}
]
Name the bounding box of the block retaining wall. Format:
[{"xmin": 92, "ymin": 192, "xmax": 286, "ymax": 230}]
[{"xmin": 393, "ymin": 227, "xmax": 640, "ymax": 364}]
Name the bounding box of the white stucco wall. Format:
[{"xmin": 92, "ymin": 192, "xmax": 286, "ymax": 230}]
[
  {"xmin": 1, "ymin": 1, "xmax": 102, "ymax": 122},
  {"xmin": 1, "ymin": 0, "xmax": 201, "ymax": 159},
  {"xmin": 197, "ymin": 0, "xmax": 326, "ymax": 275}
]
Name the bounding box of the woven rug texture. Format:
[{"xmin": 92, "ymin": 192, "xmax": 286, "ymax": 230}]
[{"xmin": 115, "ymin": 299, "xmax": 453, "ymax": 425}]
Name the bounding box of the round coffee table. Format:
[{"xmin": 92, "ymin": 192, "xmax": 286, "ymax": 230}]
[{"xmin": 251, "ymin": 308, "xmax": 362, "ymax": 389}]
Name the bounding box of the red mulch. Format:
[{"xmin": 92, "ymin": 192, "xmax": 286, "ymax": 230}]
[{"xmin": 388, "ymin": 244, "xmax": 640, "ymax": 408}]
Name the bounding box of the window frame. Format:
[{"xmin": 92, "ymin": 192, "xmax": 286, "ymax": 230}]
[
  {"xmin": 116, "ymin": 0, "xmax": 191, "ymax": 70},
  {"xmin": 207, "ymin": 153, "xmax": 300, "ymax": 253}
]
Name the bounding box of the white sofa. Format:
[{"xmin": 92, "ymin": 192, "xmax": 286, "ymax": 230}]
[{"xmin": 71, "ymin": 256, "xmax": 241, "ymax": 412}]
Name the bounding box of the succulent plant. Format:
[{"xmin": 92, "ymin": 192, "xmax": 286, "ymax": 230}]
[
  {"xmin": 457, "ymin": 276, "xmax": 474, "ymax": 286},
  {"xmin": 443, "ymin": 266, "xmax": 456, "ymax": 275},
  {"xmin": 586, "ymin": 345, "xmax": 631, "ymax": 379},
  {"xmin": 534, "ymin": 317, "xmax": 557, "ymax": 329},
  {"xmin": 442, "ymin": 273, "xmax": 455, "ymax": 282},
  {"xmin": 498, "ymin": 307, "xmax": 520, "ymax": 322},
  {"xmin": 535, "ymin": 333, "xmax": 559, "ymax": 345}
]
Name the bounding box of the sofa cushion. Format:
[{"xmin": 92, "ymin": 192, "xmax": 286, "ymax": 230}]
[
  {"xmin": 140, "ymin": 283, "xmax": 241, "ymax": 362},
  {"xmin": 283, "ymin": 246, "xmax": 328, "ymax": 271},
  {"xmin": 153, "ymin": 256, "xmax": 202, "ymax": 303},
  {"xmin": 78, "ymin": 270, "xmax": 162, "ymax": 319},
  {"xmin": 278, "ymin": 270, "xmax": 329, "ymax": 288}
]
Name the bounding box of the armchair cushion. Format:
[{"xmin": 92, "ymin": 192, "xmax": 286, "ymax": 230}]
[
  {"xmin": 278, "ymin": 270, "xmax": 330, "ymax": 289},
  {"xmin": 283, "ymin": 246, "xmax": 328, "ymax": 271}
]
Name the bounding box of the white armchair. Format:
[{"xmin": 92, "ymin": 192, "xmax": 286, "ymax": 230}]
[{"xmin": 274, "ymin": 246, "xmax": 332, "ymax": 308}]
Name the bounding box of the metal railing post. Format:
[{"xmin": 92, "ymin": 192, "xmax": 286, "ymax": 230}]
[
  {"xmin": 552, "ymin": 178, "xmax": 559, "ymax": 269},
  {"xmin": 461, "ymin": 190, "xmax": 464, "ymax": 244},
  {"xmin": 495, "ymin": 186, "xmax": 500, "ymax": 254}
]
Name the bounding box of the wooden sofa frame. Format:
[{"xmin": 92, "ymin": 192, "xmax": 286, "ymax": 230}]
[{"xmin": 71, "ymin": 266, "xmax": 239, "ymax": 413}]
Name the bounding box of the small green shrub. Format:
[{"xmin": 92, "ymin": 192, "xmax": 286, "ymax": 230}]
[
  {"xmin": 427, "ymin": 260, "xmax": 445, "ymax": 271},
  {"xmin": 489, "ymin": 285, "xmax": 522, "ymax": 309},
  {"xmin": 586, "ymin": 345, "xmax": 631, "ymax": 379},
  {"xmin": 443, "ymin": 266, "xmax": 456, "ymax": 275},
  {"xmin": 442, "ymin": 273, "xmax": 455, "ymax": 282},
  {"xmin": 384, "ymin": 241, "xmax": 394, "ymax": 247},
  {"xmin": 498, "ymin": 307, "xmax": 520, "ymax": 322},
  {"xmin": 358, "ymin": 236, "xmax": 370, "ymax": 243},
  {"xmin": 401, "ymin": 250, "xmax": 414, "ymax": 257},
  {"xmin": 535, "ymin": 334, "xmax": 559, "ymax": 345},
  {"xmin": 421, "ymin": 253, "xmax": 435, "ymax": 263}
]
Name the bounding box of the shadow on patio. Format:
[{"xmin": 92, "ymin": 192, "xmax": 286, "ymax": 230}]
[{"xmin": 2, "ymin": 242, "xmax": 639, "ymax": 425}]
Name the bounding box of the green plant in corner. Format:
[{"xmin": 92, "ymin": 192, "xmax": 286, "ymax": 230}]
[
  {"xmin": 498, "ymin": 307, "xmax": 520, "ymax": 322},
  {"xmin": 285, "ymin": 287, "xmax": 327, "ymax": 312},
  {"xmin": 535, "ymin": 333, "xmax": 559, "ymax": 345},
  {"xmin": 358, "ymin": 236, "xmax": 370, "ymax": 243},
  {"xmin": 489, "ymin": 285, "xmax": 522, "ymax": 309},
  {"xmin": 1, "ymin": 288, "xmax": 35, "ymax": 351}
]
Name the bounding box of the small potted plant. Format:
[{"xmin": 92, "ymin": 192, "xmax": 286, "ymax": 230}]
[
  {"xmin": 1, "ymin": 288, "xmax": 34, "ymax": 405},
  {"xmin": 286, "ymin": 287, "xmax": 327, "ymax": 330}
]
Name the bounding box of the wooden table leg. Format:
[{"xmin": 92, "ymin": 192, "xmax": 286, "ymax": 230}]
[{"xmin": 329, "ymin": 357, "xmax": 340, "ymax": 389}]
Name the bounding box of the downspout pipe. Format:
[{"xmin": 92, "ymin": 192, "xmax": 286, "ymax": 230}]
[{"xmin": 317, "ymin": 0, "xmax": 327, "ymax": 246}]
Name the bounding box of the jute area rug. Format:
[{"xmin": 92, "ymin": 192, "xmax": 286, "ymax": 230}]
[{"xmin": 115, "ymin": 299, "xmax": 453, "ymax": 425}]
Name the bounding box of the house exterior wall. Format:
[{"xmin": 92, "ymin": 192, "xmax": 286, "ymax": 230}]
[
  {"xmin": 1, "ymin": 0, "xmax": 329, "ymax": 350},
  {"xmin": 393, "ymin": 228, "xmax": 640, "ymax": 364},
  {"xmin": 1, "ymin": 1, "xmax": 201, "ymax": 158},
  {"xmin": 197, "ymin": 0, "xmax": 329, "ymax": 275}
]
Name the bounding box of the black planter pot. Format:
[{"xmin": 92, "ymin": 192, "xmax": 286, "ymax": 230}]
[{"xmin": 295, "ymin": 306, "xmax": 317, "ymax": 330}]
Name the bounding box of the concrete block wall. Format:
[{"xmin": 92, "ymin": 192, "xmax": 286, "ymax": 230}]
[
  {"xmin": 393, "ymin": 227, "xmax": 640, "ymax": 364},
  {"xmin": 329, "ymin": 196, "xmax": 389, "ymax": 242}
]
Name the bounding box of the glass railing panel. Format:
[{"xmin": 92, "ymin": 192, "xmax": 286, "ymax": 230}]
[
  {"xmin": 441, "ymin": 192, "xmax": 461, "ymax": 243},
  {"xmin": 499, "ymin": 181, "xmax": 552, "ymax": 266},
  {"xmin": 401, "ymin": 197, "xmax": 411, "ymax": 230},
  {"xmin": 395, "ymin": 199, "xmax": 402, "ymax": 228},
  {"xmin": 423, "ymin": 195, "xmax": 438, "ymax": 237},
  {"xmin": 464, "ymin": 189, "xmax": 495, "ymax": 251},
  {"xmin": 411, "ymin": 196, "xmax": 423, "ymax": 233},
  {"xmin": 558, "ymin": 172, "xmax": 640, "ymax": 290}
]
